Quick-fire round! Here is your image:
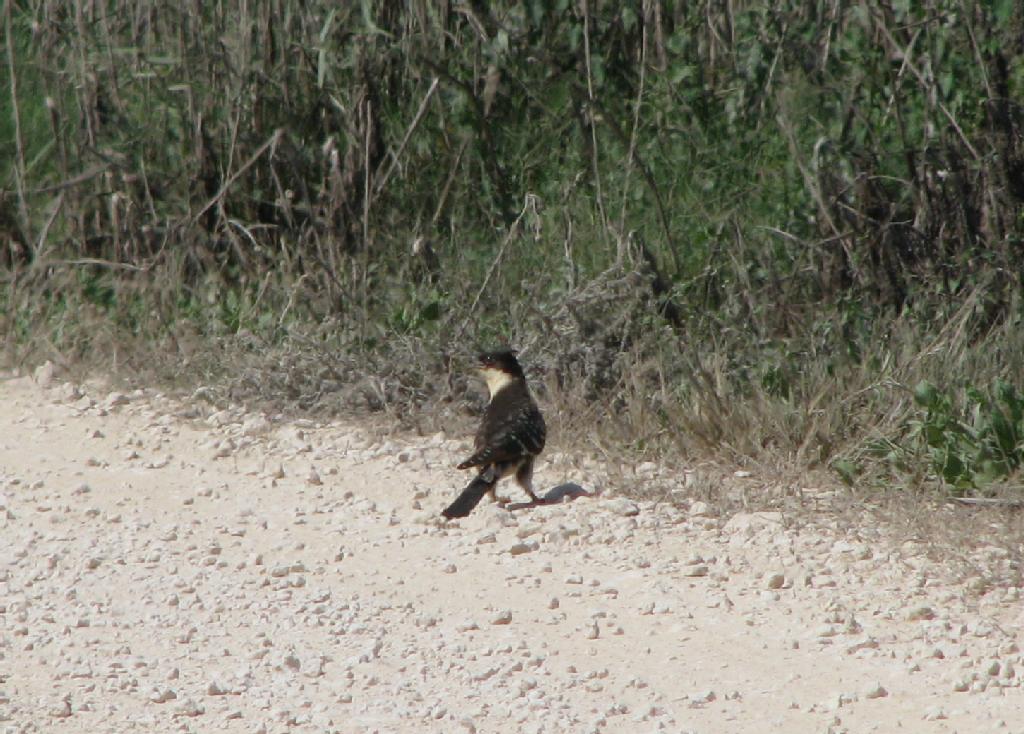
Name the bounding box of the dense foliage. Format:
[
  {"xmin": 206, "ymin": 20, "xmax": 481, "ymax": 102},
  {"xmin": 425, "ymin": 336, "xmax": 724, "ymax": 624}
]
[{"xmin": 3, "ymin": 1, "xmax": 1024, "ymax": 492}]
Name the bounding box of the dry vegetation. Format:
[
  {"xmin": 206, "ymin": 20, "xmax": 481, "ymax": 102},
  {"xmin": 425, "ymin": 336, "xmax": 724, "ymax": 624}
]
[{"xmin": 3, "ymin": 0, "xmax": 1024, "ymax": 500}]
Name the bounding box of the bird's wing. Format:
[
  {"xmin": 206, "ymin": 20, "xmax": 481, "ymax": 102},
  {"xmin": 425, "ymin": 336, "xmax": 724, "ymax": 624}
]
[{"xmin": 458, "ymin": 400, "xmax": 545, "ymax": 469}]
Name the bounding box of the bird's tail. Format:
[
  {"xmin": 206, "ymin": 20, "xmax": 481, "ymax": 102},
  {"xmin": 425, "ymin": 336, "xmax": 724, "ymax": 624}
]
[{"xmin": 442, "ymin": 474, "xmax": 496, "ymax": 519}]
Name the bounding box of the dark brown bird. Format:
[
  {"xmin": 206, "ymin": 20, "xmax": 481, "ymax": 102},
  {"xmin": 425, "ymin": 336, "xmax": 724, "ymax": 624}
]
[{"xmin": 442, "ymin": 349, "xmax": 546, "ymax": 519}]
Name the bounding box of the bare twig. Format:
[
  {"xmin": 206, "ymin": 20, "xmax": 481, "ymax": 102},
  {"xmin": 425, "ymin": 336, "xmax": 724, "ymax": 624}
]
[
  {"xmin": 873, "ymin": 14, "xmax": 979, "ymax": 160},
  {"xmin": 373, "ymin": 77, "xmax": 439, "ymax": 198},
  {"xmin": 191, "ymin": 128, "xmax": 283, "ymax": 225},
  {"xmin": 48, "ymin": 258, "xmax": 149, "ymax": 272},
  {"xmin": 951, "ymin": 497, "xmax": 1024, "ymax": 509},
  {"xmin": 617, "ymin": 0, "xmax": 650, "ymax": 266},
  {"xmin": 32, "ymin": 164, "xmax": 112, "ymax": 195},
  {"xmin": 363, "ymin": 99, "xmax": 372, "ymax": 249},
  {"xmin": 432, "ymin": 137, "xmax": 470, "ymax": 226},
  {"xmin": 34, "ymin": 193, "xmax": 64, "ymax": 262},
  {"xmin": 581, "ymin": 0, "xmax": 609, "ymax": 245},
  {"xmin": 5, "ymin": 0, "xmax": 33, "ymax": 249},
  {"xmin": 591, "ymin": 98, "xmax": 677, "ymax": 272},
  {"xmin": 453, "ymin": 194, "xmax": 539, "ymax": 342}
]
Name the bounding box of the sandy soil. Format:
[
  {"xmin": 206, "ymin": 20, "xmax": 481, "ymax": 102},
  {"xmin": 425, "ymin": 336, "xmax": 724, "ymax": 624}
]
[{"xmin": 1, "ymin": 368, "xmax": 1022, "ymax": 734}]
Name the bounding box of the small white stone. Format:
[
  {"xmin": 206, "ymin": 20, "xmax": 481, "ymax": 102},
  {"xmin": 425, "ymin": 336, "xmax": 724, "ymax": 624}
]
[
  {"xmin": 241, "ymin": 415, "xmax": 271, "ymax": 436},
  {"xmin": 302, "ymin": 654, "xmax": 325, "ymax": 678},
  {"xmin": 34, "ymin": 361, "xmax": 56, "ymax": 387},
  {"xmin": 104, "ymin": 391, "xmax": 129, "ymax": 408},
  {"xmin": 606, "ymin": 498, "xmax": 639, "ymax": 517},
  {"xmin": 690, "ymin": 690, "xmax": 716, "ymax": 705},
  {"xmin": 56, "ymin": 382, "xmax": 82, "ymax": 402},
  {"xmin": 174, "ymin": 697, "xmax": 204, "ymax": 717},
  {"xmin": 150, "ymin": 688, "xmax": 177, "ymax": 704},
  {"xmin": 689, "ymin": 501, "xmax": 710, "ymax": 517},
  {"xmin": 491, "ymin": 610, "xmax": 512, "ymax": 625},
  {"xmin": 864, "ymin": 682, "xmax": 887, "ymax": 699},
  {"xmin": 49, "ymin": 695, "xmax": 72, "ymax": 719},
  {"xmin": 509, "ymin": 541, "xmax": 539, "ymax": 556}
]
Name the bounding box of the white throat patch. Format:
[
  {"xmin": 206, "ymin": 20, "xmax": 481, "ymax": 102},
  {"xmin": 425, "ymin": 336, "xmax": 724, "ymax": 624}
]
[{"xmin": 479, "ymin": 367, "xmax": 515, "ymax": 398}]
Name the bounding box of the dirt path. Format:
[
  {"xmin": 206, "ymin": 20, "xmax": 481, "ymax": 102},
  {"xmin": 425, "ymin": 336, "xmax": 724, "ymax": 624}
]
[{"xmin": 1, "ymin": 370, "xmax": 1022, "ymax": 733}]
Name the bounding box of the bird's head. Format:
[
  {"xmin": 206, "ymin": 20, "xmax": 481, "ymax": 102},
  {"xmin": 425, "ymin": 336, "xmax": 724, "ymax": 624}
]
[{"xmin": 475, "ymin": 348, "xmax": 525, "ymax": 397}]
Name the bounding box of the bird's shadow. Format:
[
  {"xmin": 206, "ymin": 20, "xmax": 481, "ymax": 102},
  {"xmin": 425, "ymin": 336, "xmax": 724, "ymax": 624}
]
[{"xmin": 507, "ymin": 482, "xmax": 592, "ymax": 511}]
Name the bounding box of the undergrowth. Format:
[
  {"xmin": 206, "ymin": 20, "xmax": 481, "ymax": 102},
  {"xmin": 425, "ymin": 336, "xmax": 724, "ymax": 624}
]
[{"xmin": 3, "ymin": 1, "xmax": 1024, "ymax": 499}]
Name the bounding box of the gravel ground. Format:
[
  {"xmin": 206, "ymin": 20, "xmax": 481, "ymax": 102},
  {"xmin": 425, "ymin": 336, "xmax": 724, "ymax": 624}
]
[{"xmin": 1, "ymin": 368, "xmax": 1023, "ymax": 733}]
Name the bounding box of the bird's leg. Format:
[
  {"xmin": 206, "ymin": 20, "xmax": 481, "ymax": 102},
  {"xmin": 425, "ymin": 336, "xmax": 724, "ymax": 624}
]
[
  {"xmin": 515, "ymin": 458, "xmax": 541, "ymax": 504},
  {"xmin": 488, "ymin": 484, "xmax": 510, "ymax": 506},
  {"xmin": 481, "ymin": 465, "xmax": 509, "ymax": 507}
]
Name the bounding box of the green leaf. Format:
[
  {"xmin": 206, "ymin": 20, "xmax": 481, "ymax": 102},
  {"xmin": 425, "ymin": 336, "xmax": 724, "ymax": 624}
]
[
  {"xmin": 833, "ymin": 459, "xmax": 858, "ymax": 486},
  {"xmin": 913, "ymin": 380, "xmax": 938, "ymax": 409},
  {"xmin": 941, "ymin": 451, "xmax": 966, "ymax": 485},
  {"xmin": 993, "ymin": 0, "xmax": 1014, "ymax": 25},
  {"xmin": 419, "ymin": 300, "xmax": 441, "ymax": 322}
]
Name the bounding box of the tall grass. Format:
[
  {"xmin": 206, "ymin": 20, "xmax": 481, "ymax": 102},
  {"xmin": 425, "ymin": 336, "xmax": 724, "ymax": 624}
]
[{"xmin": 2, "ymin": 0, "xmax": 1024, "ymax": 494}]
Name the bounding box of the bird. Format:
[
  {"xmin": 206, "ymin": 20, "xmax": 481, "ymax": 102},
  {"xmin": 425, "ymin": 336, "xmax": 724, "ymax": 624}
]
[{"xmin": 442, "ymin": 349, "xmax": 546, "ymax": 519}]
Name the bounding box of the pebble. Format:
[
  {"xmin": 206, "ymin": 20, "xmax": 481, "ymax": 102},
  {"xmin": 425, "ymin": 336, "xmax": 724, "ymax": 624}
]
[
  {"xmin": 105, "ymin": 391, "xmax": 129, "ymax": 408},
  {"xmin": 606, "ymin": 498, "xmax": 640, "ymax": 517},
  {"xmin": 242, "ymin": 415, "xmax": 271, "ymax": 436},
  {"xmin": 150, "ymin": 688, "xmax": 177, "ymax": 703},
  {"xmin": 174, "ymin": 698, "xmax": 205, "ymax": 717},
  {"xmin": 510, "ymin": 541, "xmax": 539, "ymax": 556},
  {"xmin": 864, "ymin": 683, "xmax": 888, "ymax": 699},
  {"xmin": 689, "ymin": 501, "xmax": 710, "ymax": 517},
  {"xmin": 34, "ymin": 361, "xmax": 56, "ymax": 388}
]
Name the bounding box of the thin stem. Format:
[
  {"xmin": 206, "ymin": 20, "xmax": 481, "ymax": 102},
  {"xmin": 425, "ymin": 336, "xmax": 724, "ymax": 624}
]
[
  {"xmin": 5, "ymin": 0, "xmax": 33, "ymax": 251},
  {"xmin": 582, "ymin": 0, "xmax": 609, "ymax": 248}
]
